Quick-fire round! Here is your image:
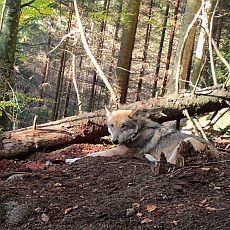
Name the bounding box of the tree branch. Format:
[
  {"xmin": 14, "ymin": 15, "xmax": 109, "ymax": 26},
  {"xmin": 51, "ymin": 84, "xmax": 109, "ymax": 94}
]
[
  {"xmin": 73, "ymin": 0, "xmax": 118, "ymax": 106},
  {"xmin": 21, "ymin": 0, "xmax": 36, "ymax": 8}
]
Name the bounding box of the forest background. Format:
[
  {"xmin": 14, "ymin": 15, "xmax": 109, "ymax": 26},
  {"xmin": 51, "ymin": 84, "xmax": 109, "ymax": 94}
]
[{"xmin": 0, "ymin": 0, "xmax": 229, "ymax": 132}]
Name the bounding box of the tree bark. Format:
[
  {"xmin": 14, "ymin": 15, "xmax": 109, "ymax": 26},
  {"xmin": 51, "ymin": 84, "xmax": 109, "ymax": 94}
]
[
  {"xmin": 136, "ymin": 0, "xmax": 154, "ymax": 101},
  {"xmin": 0, "ymin": 0, "xmax": 21, "ymax": 131},
  {"xmin": 161, "ymin": 0, "xmax": 180, "ymax": 96},
  {"xmin": 52, "ymin": 3, "xmax": 73, "ymax": 120},
  {"xmin": 167, "ymin": 0, "xmax": 201, "ymax": 94},
  {"xmin": 191, "ymin": 0, "xmax": 216, "ymax": 85},
  {"xmin": 39, "ymin": 32, "xmax": 51, "ymax": 106},
  {"xmin": 88, "ymin": 0, "xmax": 110, "ymax": 112},
  {"xmin": 152, "ymin": 0, "xmax": 170, "ymax": 97},
  {"xmin": 115, "ymin": 0, "xmax": 141, "ymax": 103},
  {"xmin": 0, "ymin": 86, "xmax": 229, "ymax": 159}
]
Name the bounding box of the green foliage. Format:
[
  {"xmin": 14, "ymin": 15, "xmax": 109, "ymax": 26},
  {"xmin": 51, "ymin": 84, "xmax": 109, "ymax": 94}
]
[
  {"xmin": 0, "ymin": 91, "xmax": 43, "ymax": 118},
  {"xmin": 15, "ymin": 52, "xmax": 30, "ymax": 63},
  {"xmin": 89, "ymin": 11, "xmax": 109, "ymax": 22},
  {"xmin": 20, "ymin": 0, "xmax": 57, "ymax": 23},
  {"xmin": 215, "ymin": 48, "xmax": 230, "ymax": 84}
]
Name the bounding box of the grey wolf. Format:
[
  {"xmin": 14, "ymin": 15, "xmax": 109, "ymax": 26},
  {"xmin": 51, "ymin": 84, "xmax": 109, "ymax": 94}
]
[{"xmin": 66, "ymin": 108, "xmax": 218, "ymax": 165}]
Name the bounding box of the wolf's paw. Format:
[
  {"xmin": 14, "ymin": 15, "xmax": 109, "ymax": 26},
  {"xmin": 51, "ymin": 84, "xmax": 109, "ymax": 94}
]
[
  {"xmin": 65, "ymin": 157, "xmax": 82, "ymax": 164},
  {"xmin": 144, "ymin": 154, "xmax": 158, "ymax": 162}
]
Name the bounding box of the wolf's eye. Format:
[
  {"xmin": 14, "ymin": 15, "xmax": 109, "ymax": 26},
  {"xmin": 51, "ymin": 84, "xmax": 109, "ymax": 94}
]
[
  {"xmin": 121, "ymin": 123, "xmax": 128, "ymax": 129},
  {"xmin": 110, "ymin": 124, "xmax": 114, "ymax": 128}
]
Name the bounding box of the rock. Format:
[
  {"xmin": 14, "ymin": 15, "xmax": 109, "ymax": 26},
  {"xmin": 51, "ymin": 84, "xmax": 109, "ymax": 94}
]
[
  {"xmin": 6, "ymin": 174, "xmax": 27, "ymax": 183},
  {"xmin": 0, "ymin": 201, "xmax": 31, "ymax": 225}
]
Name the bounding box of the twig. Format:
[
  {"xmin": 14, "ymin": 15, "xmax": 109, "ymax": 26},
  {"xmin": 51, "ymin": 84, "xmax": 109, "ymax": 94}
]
[
  {"xmin": 49, "ymin": 30, "xmax": 78, "ymax": 53},
  {"xmin": 192, "ymin": 57, "xmax": 207, "ymax": 95},
  {"xmin": 208, "ymin": 0, "xmax": 219, "ymax": 85},
  {"xmin": 210, "ymin": 107, "xmax": 229, "ymax": 126},
  {"xmin": 72, "ymin": 54, "xmax": 82, "ymax": 113},
  {"xmin": 0, "ymin": 0, "xmax": 6, "ymax": 32},
  {"xmin": 21, "ymin": 0, "xmax": 36, "ymax": 8},
  {"xmin": 201, "ymin": 1, "xmax": 230, "ymax": 87},
  {"xmin": 73, "ymin": 0, "xmax": 118, "ymax": 105},
  {"xmin": 33, "ymin": 115, "xmax": 38, "ymax": 130},
  {"xmin": 193, "ymin": 117, "xmax": 209, "ymax": 141},
  {"xmin": 183, "ymin": 109, "xmax": 201, "ymax": 137},
  {"xmin": 168, "ymin": 160, "xmax": 229, "ymax": 178}
]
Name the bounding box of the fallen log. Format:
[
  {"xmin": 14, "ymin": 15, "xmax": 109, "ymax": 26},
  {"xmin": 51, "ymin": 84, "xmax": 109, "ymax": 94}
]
[{"xmin": 0, "ymin": 87, "xmax": 229, "ymax": 159}]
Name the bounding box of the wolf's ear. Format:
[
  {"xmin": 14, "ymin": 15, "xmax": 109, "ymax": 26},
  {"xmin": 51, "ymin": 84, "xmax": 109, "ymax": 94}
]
[
  {"xmin": 105, "ymin": 105, "xmax": 111, "ymax": 117},
  {"xmin": 128, "ymin": 106, "xmax": 139, "ymax": 118}
]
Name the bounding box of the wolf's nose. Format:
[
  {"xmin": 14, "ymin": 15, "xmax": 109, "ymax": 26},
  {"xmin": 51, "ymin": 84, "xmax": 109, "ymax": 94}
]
[{"xmin": 112, "ymin": 139, "xmax": 118, "ymax": 144}]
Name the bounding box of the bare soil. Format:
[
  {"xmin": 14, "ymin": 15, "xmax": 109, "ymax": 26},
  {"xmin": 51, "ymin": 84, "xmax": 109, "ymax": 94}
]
[{"xmin": 0, "ymin": 142, "xmax": 229, "ymax": 230}]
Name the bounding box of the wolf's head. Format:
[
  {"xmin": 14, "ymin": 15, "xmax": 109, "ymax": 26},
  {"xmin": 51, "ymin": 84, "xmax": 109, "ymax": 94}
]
[{"xmin": 105, "ymin": 107, "xmax": 139, "ymax": 145}]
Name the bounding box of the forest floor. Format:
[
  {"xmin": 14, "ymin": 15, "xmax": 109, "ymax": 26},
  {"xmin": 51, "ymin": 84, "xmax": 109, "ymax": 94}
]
[{"xmin": 0, "ymin": 140, "xmax": 229, "ymax": 230}]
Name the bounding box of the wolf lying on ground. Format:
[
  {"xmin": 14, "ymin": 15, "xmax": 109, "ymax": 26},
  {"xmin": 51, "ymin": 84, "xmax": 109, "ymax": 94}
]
[{"xmin": 66, "ymin": 108, "xmax": 218, "ymax": 165}]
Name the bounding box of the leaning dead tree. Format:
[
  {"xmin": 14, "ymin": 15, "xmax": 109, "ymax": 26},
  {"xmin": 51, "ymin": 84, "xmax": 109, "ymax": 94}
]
[{"xmin": 0, "ymin": 87, "xmax": 229, "ymax": 159}]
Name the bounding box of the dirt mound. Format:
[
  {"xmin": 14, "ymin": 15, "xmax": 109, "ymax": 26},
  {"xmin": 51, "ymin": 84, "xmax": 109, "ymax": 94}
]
[{"xmin": 0, "ymin": 144, "xmax": 229, "ymax": 229}]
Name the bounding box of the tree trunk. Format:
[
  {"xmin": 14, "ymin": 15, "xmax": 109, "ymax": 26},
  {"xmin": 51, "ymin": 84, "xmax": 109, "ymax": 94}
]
[
  {"xmin": 52, "ymin": 3, "xmax": 73, "ymax": 120},
  {"xmin": 63, "ymin": 67, "xmax": 72, "ymax": 117},
  {"xmin": 115, "ymin": 0, "xmax": 141, "ymax": 103},
  {"xmin": 167, "ymin": 0, "xmax": 201, "ymax": 94},
  {"xmin": 39, "ymin": 32, "xmax": 51, "ymax": 106},
  {"xmin": 161, "ymin": 0, "xmax": 180, "ymax": 96},
  {"xmin": 0, "ymin": 0, "xmax": 21, "ymax": 131},
  {"xmin": 52, "ymin": 51, "xmax": 68, "ymax": 120},
  {"xmin": 152, "ymin": 0, "xmax": 170, "ymax": 97},
  {"xmin": 136, "ymin": 0, "xmax": 154, "ymax": 101},
  {"xmin": 88, "ymin": 0, "xmax": 110, "ymax": 112},
  {"xmin": 1, "ymin": 86, "xmax": 229, "ymax": 159},
  {"xmin": 191, "ymin": 0, "xmax": 216, "ymax": 85},
  {"xmin": 109, "ymin": 0, "xmax": 124, "ymax": 76}
]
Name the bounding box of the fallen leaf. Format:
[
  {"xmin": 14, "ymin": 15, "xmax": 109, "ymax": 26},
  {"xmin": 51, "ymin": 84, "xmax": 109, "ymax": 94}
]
[
  {"xmin": 64, "ymin": 207, "xmax": 73, "ymax": 214},
  {"xmin": 54, "ymin": 183, "xmax": 62, "ymax": 187},
  {"xmin": 132, "ymin": 203, "xmax": 140, "ymax": 208},
  {"xmin": 200, "ymin": 167, "xmax": 210, "ymax": 172},
  {"xmin": 126, "ymin": 208, "xmax": 136, "ymax": 217},
  {"xmin": 146, "ymin": 204, "xmax": 157, "ymax": 212},
  {"xmin": 136, "ymin": 212, "xmax": 143, "ymax": 217},
  {"xmin": 64, "ymin": 205, "xmax": 78, "ymax": 214},
  {"xmin": 141, "ymin": 217, "xmax": 152, "ymax": 224},
  {"xmin": 171, "ymin": 220, "xmax": 178, "ymax": 225},
  {"xmin": 200, "ymin": 198, "xmax": 207, "ymax": 205},
  {"xmin": 41, "ymin": 213, "xmax": 49, "ymax": 223}
]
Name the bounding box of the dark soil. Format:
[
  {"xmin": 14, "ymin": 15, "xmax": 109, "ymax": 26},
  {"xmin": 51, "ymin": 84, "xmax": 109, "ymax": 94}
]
[{"xmin": 0, "ymin": 143, "xmax": 229, "ymax": 230}]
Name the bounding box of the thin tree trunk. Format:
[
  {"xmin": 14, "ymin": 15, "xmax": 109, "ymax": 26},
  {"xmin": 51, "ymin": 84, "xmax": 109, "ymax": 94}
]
[
  {"xmin": 52, "ymin": 3, "xmax": 73, "ymax": 120},
  {"xmin": 88, "ymin": 0, "xmax": 110, "ymax": 112},
  {"xmin": 39, "ymin": 33, "xmax": 51, "ymax": 106},
  {"xmin": 52, "ymin": 51, "xmax": 68, "ymax": 120},
  {"xmin": 109, "ymin": 0, "xmax": 123, "ymax": 75},
  {"xmin": 161, "ymin": 0, "xmax": 180, "ymax": 96},
  {"xmin": 72, "ymin": 54, "xmax": 82, "ymax": 114},
  {"xmin": 152, "ymin": 0, "xmax": 170, "ymax": 97},
  {"xmin": 114, "ymin": 0, "xmax": 123, "ymax": 41},
  {"xmin": 136, "ymin": 0, "xmax": 154, "ymax": 101},
  {"xmin": 63, "ymin": 67, "xmax": 72, "ymax": 117}
]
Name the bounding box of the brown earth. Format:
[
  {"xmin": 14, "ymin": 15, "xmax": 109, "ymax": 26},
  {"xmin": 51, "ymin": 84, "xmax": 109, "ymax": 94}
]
[{"xmin": 0, "ymin": 142, "xmax": 229, "ymax": 230}]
